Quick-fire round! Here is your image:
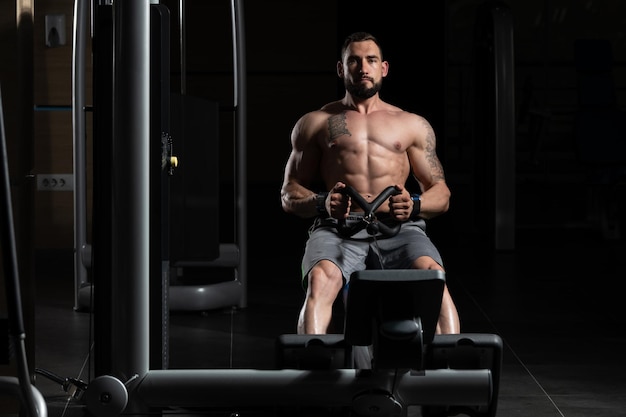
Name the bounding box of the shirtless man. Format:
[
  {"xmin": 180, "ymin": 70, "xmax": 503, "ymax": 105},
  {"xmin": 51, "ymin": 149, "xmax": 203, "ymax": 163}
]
[{"xmin": 280, "ymin": 31, "xmax": 460, "ymax": 336}]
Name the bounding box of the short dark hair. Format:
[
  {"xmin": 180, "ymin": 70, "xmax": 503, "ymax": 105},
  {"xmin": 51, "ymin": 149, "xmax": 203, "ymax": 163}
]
[{"xmin": 341, "ymin": 32, "xmax": 383, "ymax": 60}]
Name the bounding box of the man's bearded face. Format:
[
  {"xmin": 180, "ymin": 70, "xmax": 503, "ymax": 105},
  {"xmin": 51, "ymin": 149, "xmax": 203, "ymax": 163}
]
[{"xmin": 345, "ymin": 78, "xmax": 382, "ymax": 99}]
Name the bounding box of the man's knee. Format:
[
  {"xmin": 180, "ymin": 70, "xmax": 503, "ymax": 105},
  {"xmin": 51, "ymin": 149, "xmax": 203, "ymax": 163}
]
[
  {"xmin": 412, "ymin": 255, "xmax": 444, "ymax": 271},
  {"xmin": 308, "ymin": 261, "xmax": 344, "ymax": 294}
]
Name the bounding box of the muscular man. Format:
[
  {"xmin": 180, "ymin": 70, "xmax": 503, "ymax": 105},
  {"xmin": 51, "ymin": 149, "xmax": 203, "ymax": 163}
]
[{"xmin": 280, "ymin": 31, "xmax": 460, "ymax": 336}]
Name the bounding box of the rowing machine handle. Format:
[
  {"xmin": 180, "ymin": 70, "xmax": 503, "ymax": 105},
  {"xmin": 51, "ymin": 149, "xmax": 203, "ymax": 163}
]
[{"xmin": 336, "ymin": 186, "xmax": 401, "ymax": 237}]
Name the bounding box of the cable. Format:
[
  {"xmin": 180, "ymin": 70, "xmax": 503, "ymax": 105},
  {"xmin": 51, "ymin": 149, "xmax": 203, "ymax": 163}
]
[
  {"xmin": 34, "ymin": 368, "xmax": 65, "ymax": 385},
  {"xmin": 34, "ymin": 368, "xmax": 88, "ymax": 401}
]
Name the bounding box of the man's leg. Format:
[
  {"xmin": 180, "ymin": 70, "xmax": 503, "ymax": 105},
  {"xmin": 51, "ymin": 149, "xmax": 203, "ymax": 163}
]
[
  {"xmin": 412, "ymin": 256, "xmax": 460, "ymax": 334},
  {"xmin": 297, "ymin": 260, "xmax": 344, "ymax": 334},
  {"xmin": 437, "ymin": 284, "xmax": 460, "ymax": 334}
]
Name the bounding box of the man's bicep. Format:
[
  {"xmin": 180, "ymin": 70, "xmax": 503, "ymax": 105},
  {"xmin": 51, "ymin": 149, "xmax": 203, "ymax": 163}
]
[{"xmin": 408, "ymin": 148, "xmax": 444, "ymax": 191}]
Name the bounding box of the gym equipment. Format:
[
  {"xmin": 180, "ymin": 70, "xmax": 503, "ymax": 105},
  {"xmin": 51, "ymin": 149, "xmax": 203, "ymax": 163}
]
[
  {"xmin": 72, "ymin": 0, "xmax": 247, "ymax": 313},
  {"xmin": 0, "ymin": 85, "xmax": 47, "ymax": 417},
  {"xmin": 72, "ymin": 0, "xmax": 246, "ymax": 373},
  {"xmin": 277, "ymin": 270, "xmax": 503, "ymax": 417},
  {"xmin": 277, "ymin": 186, "xmax": 503, "ymax": 416},
  {"xmin": 336, "ymin": 185, "xmax": 402, "ymax": 237},
  {"xmin": 85, "ymin": 268, "xmax": 502, "ymax": 417},
  {"xmin": 72, "ymin": 0, "xmax": 90, "ymax": 312}
]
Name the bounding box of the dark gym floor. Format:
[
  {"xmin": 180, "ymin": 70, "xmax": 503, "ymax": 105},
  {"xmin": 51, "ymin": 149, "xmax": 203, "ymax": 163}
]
[{"xmin": 22, "ymin": 182, "xmax": 626, "ymax": 417}]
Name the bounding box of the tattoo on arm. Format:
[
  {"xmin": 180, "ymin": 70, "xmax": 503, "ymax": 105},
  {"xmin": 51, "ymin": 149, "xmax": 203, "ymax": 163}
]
[
  {"xmin": 424, "ymin": 122, "xmax": 445, "ymax": 182},
  {"xmin": 328, "ymin": 112, "xmax": 351, "ymax": 143}
]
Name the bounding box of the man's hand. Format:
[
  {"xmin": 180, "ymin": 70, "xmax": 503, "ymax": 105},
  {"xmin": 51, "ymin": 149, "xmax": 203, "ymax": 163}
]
[
  {"xmin": 329, "ymin": 182, "xmax": 351, "ymax": 219},
  {"xmin": 388, "ymin": 184, "xmax": 412, "ymax": 221}
]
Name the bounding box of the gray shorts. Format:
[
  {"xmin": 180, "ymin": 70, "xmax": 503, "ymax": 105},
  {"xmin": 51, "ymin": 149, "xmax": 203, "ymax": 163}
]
[{"xmin": 301, "ymin": 216, "xmax": 444, "ymax": 288}]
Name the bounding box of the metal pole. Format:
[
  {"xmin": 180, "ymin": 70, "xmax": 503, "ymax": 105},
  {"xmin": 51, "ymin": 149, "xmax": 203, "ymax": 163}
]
[
  {"xmin": 231, "ymin": 0, "xmax": 247, "ymax": 308},
  {"xmin": 179, "ymin": 0, "xmax": 185, "ymax": 94},
  {"xmin": 111, "ymin": 0, "xmax": 151, "ymax": 388},
  {"xmin": 135, "ymin": 368, "xmax": 492, "ymax": 409},
  {"xmin": 0, "ymin": 85, "xmax": 47, "ymax": 417},
  {"xmin": 72, "ymin": 0, "xmax": 90, "ymax": 311}
]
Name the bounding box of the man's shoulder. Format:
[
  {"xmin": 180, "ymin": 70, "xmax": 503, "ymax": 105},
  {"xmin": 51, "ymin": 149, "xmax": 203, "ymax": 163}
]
[
  {"xmin": 319, "ymin": 100, "xmax": 346, "ymax": 113},
  {"xmin": 297, "ymin": 101, "xmax": 345, "ymax": 125},
  {"xmin": 390, "ymin": 108, "xmax": 431, "ymax": 126},
  {"xmin": 376, "ymin": 101, "xmax": 426, "ymax": 122}
]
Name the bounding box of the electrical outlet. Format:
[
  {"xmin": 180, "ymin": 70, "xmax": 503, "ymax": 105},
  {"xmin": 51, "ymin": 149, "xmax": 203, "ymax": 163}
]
[{"xmin": 37, "ymin": 174, "xmax": 74, "ymax": 191}]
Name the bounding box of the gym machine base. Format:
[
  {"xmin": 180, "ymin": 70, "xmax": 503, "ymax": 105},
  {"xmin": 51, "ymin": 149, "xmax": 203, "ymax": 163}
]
[{"xmin": 85, "ymin": 270, "xmax": 502, "ymax": 417}]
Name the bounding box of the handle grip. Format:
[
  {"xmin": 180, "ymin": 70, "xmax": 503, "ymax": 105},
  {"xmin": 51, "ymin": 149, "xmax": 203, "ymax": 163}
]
[{"xmin": 336, "ymin": 185, "xmax": 402, "ymax": 237}]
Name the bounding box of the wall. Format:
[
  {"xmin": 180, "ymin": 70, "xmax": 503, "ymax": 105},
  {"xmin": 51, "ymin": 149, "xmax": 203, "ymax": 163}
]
[{"xmin": 33, "ymin": 0, "xmax": 92, "ymax": 249}]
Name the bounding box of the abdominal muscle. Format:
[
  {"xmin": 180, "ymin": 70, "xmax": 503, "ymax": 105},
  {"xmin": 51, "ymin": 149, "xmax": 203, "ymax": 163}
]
[{"xmin": 320, "ymin": 145, "xmax": 410, "ymax": 212}]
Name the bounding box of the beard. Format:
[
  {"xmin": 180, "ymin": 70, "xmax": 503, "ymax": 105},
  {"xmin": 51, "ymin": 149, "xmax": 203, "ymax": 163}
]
[{"xmin": 345, "ymin": 79, "xmax": 382, "ymax": 99}]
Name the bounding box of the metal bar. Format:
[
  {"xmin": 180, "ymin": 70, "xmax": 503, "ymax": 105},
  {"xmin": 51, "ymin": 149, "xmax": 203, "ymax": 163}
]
[
  {"xmin": 134, "ymin": 369, "xmax": 492, "ymax": 408},
  {"xmin": 0, "ymin": 86, "xmax": 46, "ymax": 417},
  {"xmin": 231, "ymin": 0, "xmax": 247, "ymax": 308},
  {"xmin": 72, "ymin": 0, "xmax": 90, "ymax": 311},
  {"xmin": 111, "ymin": 0, "xmax": 151, "ymax": 387},
  {"xmin": 179, "ymin": 0, "xmax": 185, "ymax": 94}
]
